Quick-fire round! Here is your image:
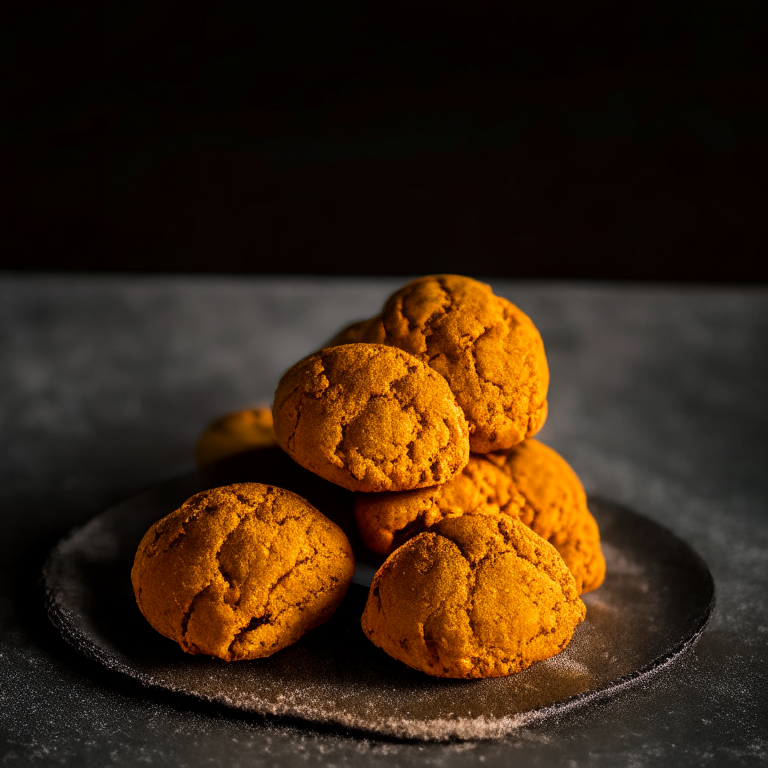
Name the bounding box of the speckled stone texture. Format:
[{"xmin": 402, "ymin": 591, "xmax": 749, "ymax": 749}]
[{"xmin": 2, "ymin": 276, "xmax": 767, "ymax": 765}]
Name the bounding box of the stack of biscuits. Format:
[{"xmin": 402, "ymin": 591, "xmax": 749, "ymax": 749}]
[
  {"xmin": 273, "ymin": 274, "xmax": 604, "ymax": 677},
  {"xmin": 132, "ymin": 274, "xmax": 605, "ymax": 678}
]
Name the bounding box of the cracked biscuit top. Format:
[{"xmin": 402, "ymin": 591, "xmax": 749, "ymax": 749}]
[
  {"xmin": 354, "ymin": 455, "xmax": 525, "ymax": 556},
  {"xmin": 131, "ymin": 483, "xmax": 355, "ymax": 661},
  {"xmin": 486, "ymin": 439, "xmax": 606, "ymax": 593},
  {"xmin": 272, "ymin": 344, "xmax": 470, "ymax": 493},
  {"xmin": 363, "ymin": 274, "xmax": 549, "ymax": 453},
  {"xmin": 361, "ymin": 514, "xmax": 585, "ymax": 678}
]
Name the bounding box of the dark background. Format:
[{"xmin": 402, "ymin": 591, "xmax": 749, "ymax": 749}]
[{"xmin": 2, "ymin": 2, "xmax": 766, "ymax": 281}]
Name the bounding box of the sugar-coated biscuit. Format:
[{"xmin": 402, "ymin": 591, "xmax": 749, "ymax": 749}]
[
  {"xmin": 195, "ymin": 407, "xmax": 276, "ymax": 466},
  {"xmin": 486, "ymin": 439, "xmax": 606, "ymax": 593},
  {"xmin": 131, "ymin": 483, "xmax": 355, "ymax": 661},
  {"xmin": 354, "ymin": 455, "xmax": 524, "ymax": 556},
  {"xmin": 361, "ymin": 514, "xmax": 585, "ymax": 678},
  {"xmin": 272, "ymin": 344, "xmax": 470, "ymax": 492},
  {"xmin": 363, "ymin": 274, "xmax": 548, "ymax": 453}
]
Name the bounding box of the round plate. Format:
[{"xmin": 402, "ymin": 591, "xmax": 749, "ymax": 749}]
[{"xmin": 43, "ymin": 449, "xmax": 715, "ymax": 741}]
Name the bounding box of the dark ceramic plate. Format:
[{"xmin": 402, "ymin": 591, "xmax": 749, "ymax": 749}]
[{"xmin": 43, "ymin": 449, "xmax": 714, "ymax": 741}]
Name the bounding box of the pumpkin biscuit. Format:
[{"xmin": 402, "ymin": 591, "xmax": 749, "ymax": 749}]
[
  {"xmin": 361, "ymin": 514, "xmax": 586, "ymax": 678},
  {"xmin": 272, "ymin": 343, "xmax": 470, "ymax": 493},
  {"xmin": 131, "ymin": 483, "xmax": 355, "ymax": 661},
  {"xmin": 324, "ymin": 316, "xmax": 385, "ymax": 348},
  {"xmin": 363, "ymin": 274, "xmax": 549, "ymax": 453},
  {"xmin": 356, "ymin": 440, "xmax": 606, "ymax": 594},
  {"xmin": 195, "ymin": 406, "xmax": 276, "ymax": 466},
  {"xmin": 486, "ymin": 439, "xmax": 606, "ymax": 593},
  {"xmin": 354, "ymin": 455, "xmax": 524, "ymax": 556}
]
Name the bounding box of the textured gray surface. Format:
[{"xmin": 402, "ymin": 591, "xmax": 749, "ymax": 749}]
[{"xmin": 1, "ymin": 275, "xmax": 767, "ymax": 765}]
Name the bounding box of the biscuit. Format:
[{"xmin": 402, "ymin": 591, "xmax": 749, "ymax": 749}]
[
  {"xmin": 195, "ymin": 407, "xmax": 276, "ymax": 466},
  {"xmin": 361, "ymin": 514, "xmax": 585, "ymax": 678},
  {"xmin": 324, "ymin": 316, "xmax": 385, "ymax": 348},
  {"xmin": 354, "ymin": 455, "xmax": 524, "ymax": 556},
  {"xmin": 486, "ymin": 439, "xmax": 606, "ymax": 593},
  {"xmin": 272, "ymin": 343, "xmax": 470, "ymax": 492},
  {"xmin": 362, "ymin": 275, "xmax": 549, "ymax": 453},
  {"xmin": 131, "ymin": 483, "xmax": 355, "ymax": 661}
]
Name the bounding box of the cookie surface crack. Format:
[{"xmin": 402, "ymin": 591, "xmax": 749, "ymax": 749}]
[{"xmin": 180, "ymin": 582, "xmax": 213, "ymax": 650}]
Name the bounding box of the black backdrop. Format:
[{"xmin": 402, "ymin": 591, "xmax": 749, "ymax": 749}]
[{"xmin": 3, "ymin": 3, "xmax": 766, "ymax": 281}]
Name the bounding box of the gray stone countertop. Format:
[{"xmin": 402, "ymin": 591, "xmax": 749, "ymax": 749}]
[{"xmin": 1, "ymin": 275, "xmax": 766, "ymax": 766}]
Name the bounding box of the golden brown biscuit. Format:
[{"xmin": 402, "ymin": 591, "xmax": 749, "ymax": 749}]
[
  {"xmin": 486, "ymin": 439, "xmax": 606, "ymax": 593},
  {"xmin": 272, "ymin": 343, "xmax": 470, "ymax": 492},
  {"xmin": 131, "ymin": 483, "xmax": 355, "ymax": 661},
  {"xmin": 361, "ymin": 514, "xmax": 585, "ymax": 678},
  {"xmin": 195, "ymin": 407, "xmax": 276, "ymax": 466},
  {"xmin": 363, "ymin": 274, "xmax": 549, "ymax": 453},
  {"xmin": 323, "ymin": 316, "xmax": 385, "ymax": 348},
  {"xmin": 354, "ymin": 455, "xmax": 524, "ymax": 556}
]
